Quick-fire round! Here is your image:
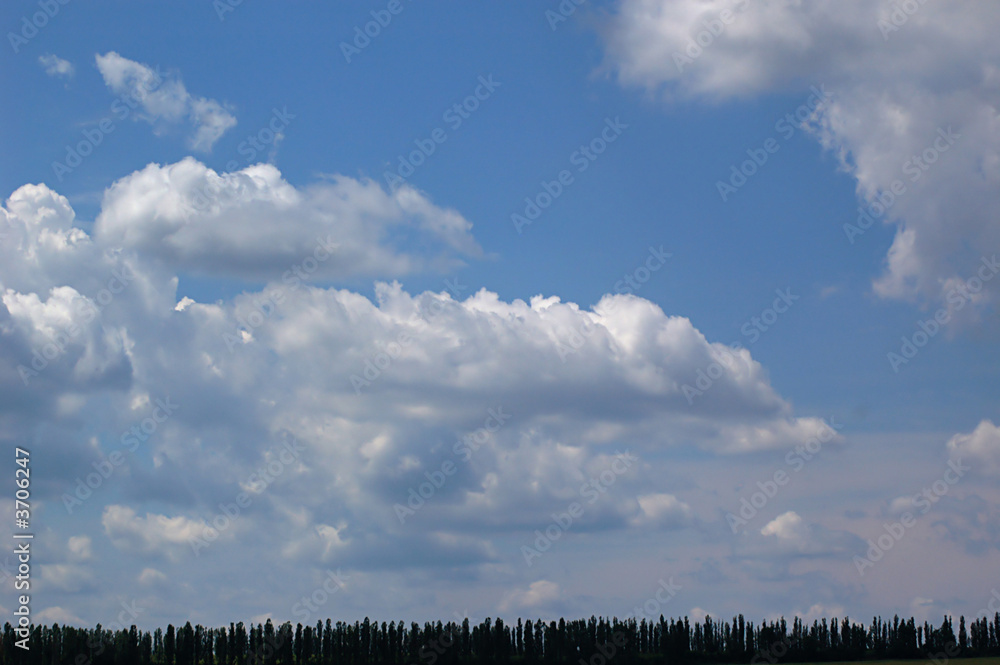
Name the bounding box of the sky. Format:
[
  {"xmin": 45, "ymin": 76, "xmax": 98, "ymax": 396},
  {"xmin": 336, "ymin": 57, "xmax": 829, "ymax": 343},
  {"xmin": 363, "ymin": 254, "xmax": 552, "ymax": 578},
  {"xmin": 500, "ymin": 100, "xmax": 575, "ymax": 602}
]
[{"xmin": 1, "ymin": 0, "xmax": 999, "ymax": 632}]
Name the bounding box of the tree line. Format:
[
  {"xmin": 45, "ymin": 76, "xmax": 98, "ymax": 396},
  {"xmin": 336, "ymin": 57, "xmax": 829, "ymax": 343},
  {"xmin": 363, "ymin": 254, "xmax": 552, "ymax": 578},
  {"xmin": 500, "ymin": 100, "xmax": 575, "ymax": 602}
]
[{"xmin": 3, "ymin": 612, "xmax": 1000, "ymax": 665}]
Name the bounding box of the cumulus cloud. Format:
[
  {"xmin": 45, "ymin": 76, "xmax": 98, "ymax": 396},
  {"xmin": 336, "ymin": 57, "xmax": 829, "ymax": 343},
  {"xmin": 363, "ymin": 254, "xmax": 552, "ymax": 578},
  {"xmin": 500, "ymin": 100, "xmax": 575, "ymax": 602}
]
[
  {"xmin": 67, "ymin": 535, "xmax": 92, "ymax": 560},
  {"xmin": 40, "ymin": 564, "xmax": 94, "ymax": 593},
  {"xmin": 102, "ymin": 505, "xmax": 214, "ymax": 561},
  {"xmin": 94, "ymin": 158, "xmax": 482, "ymax": 280},
  {"xmin": 95, "ymin": 52, "xmax": 236, "ymax": 151},
  {"xmin": 39, "ymin": 54, "xmax": 74, "ymax": 79},
  {"xmin": 1, "ymin": 174, "xmax": 843, "ymax": 623},
  {"xmin": 498, "ymin": 580, "xmax": 562, "ymax": 613},
  {"xmin": 631, "ymin": 493, "xmax": 694, "ymax": 527},
  {"xmin": 602, "ymin": 0, "xmax": 1000, "ymax": 321},
  {"xmin": 946, "ymin": 419, "xmax": 1000, "ymax": 474},
  {"xmin": 761, "ymin": 511, "xmax": 808, "ymax": 542}
]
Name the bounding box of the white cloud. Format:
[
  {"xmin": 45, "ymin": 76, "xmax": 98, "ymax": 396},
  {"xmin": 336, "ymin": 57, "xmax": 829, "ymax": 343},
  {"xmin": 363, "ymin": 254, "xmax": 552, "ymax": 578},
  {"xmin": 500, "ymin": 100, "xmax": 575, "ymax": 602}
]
[
  {"xmin": 95, "ymin": 52, "xmax": 236, "ymax": 151},
  {"xmin": 67, "ymin": 535, "xmax": 92, "ymax": 560},
  {"xmin": 102, "ymin": 505, "xmax": 213, "ymax": 561},
  {"xmin": 689, "ymin": 607, "xmax": 710, "ymax": 622},
  {"xmin": 631, "ymin": 493, "xmax": 693, "ymax": 527},
  {"xmin": 498, "ymin": 580, "xmax": 561, "ymax": 613},
  {"xmin": 602, "ymin": 1, "xmax": 1000, "ymax": 320},
  {"xmin": 39, "ymin": 54, "xmax": 74, "ymax": 79},
  {"xmin": 946, "ymin": 420, "xmax": 1000, "ymax": 474},
  {"xmin": 35, "ymin": 606, "xmax": 85, "ymax": 626},
  {"xmin": 0, "ymin": 174, "xmax": 850, "ymax": 623},
  {"xmin": 138, "ymin": 567, "xmax": 167, "ymax": 585},
  {"xmin": 40, "ymin": 564, "xmax": 93, "ymax": 593},
  {"xmin": 94, "ymin": 158, "xmax": 482, "ymax": 280},
  {"xmin": 761, "ymin": 511, "xmax": 807, "ymax": 542}
]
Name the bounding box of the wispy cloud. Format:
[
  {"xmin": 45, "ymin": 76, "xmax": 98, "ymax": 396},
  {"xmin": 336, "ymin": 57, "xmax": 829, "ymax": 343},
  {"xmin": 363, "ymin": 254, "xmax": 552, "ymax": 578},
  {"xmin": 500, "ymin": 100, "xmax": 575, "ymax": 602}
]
[
  {"xmin": 95, "ymin": 51, "xmax": 236, "ymax": 151},
  {"xmin": 39, "ymin": 53, "xmax": 74, "ymax": 79}
]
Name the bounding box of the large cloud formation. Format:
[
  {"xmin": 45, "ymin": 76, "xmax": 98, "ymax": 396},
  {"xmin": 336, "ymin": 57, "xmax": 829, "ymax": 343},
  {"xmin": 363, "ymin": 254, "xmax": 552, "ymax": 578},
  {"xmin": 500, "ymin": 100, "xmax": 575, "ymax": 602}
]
[
  {"xmin": 603, "ymin": 0, "xmax": 1000, "ymax": 323},
  {"xmin": 0, "ymin": 160, "xmax": 843, "ymax": 624}
]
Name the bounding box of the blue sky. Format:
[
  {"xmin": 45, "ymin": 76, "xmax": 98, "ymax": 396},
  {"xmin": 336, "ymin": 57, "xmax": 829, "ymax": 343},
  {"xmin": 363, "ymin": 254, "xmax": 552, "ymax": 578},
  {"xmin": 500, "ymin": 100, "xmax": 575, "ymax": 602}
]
[{"xmin": 1, "ymin": 0, "xmax": 999, "ymax": 630}]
